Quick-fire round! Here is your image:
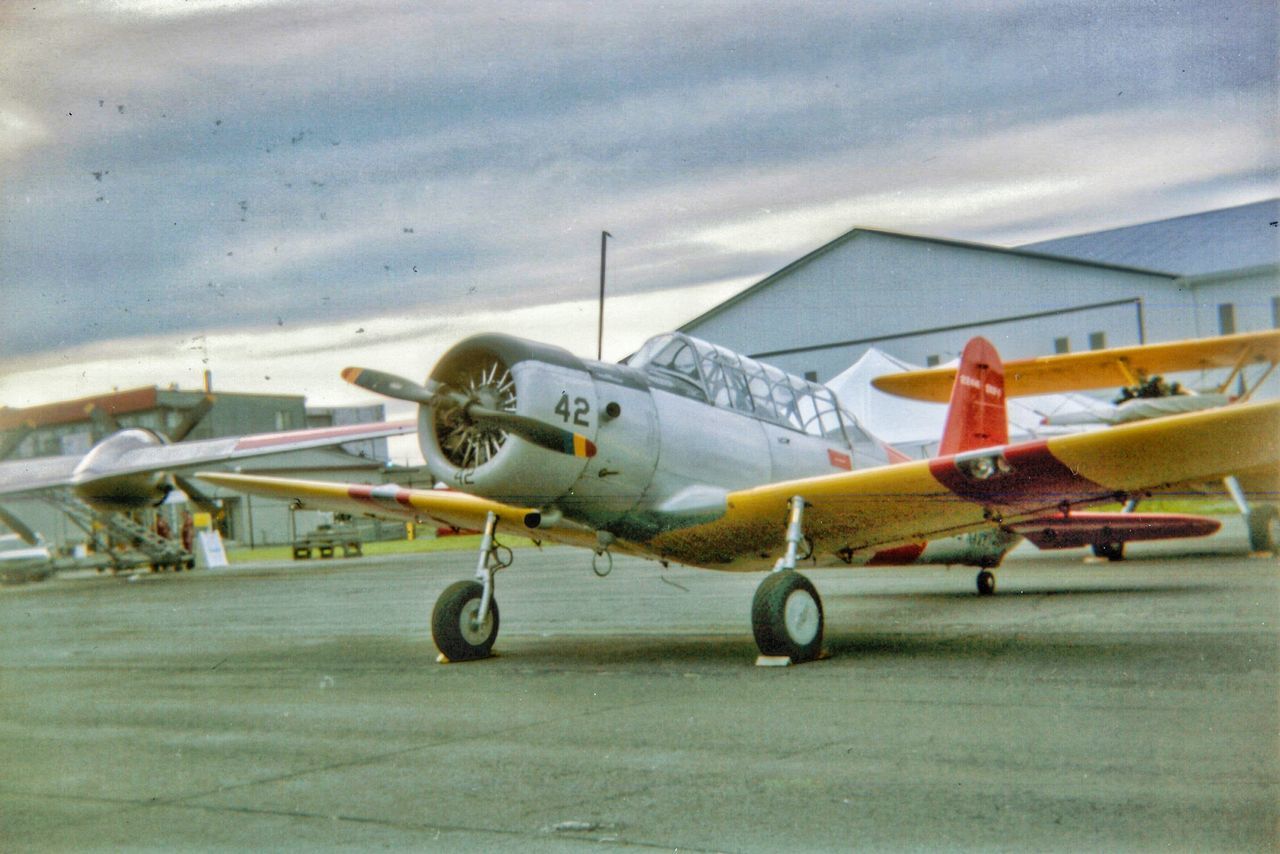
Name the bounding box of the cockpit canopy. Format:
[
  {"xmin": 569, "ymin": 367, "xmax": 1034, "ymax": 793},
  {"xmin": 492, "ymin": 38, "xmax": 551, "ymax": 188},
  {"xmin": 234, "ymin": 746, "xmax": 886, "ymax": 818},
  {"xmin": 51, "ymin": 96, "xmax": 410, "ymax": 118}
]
[{"xmin": 629, "ymin": 333, "xmax": 868, "ymax": 445}]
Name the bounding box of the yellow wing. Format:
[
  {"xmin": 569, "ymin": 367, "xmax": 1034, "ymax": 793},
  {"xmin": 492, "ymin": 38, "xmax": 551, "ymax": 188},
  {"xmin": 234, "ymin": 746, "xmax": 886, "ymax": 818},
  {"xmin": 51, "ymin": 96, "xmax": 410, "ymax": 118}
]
[
  {"xmin": 652, "ymin": 399, "xmax": 1280, "ymax": 568},
  {"xmin": 872, "ymin": 330, "xmax": 1280, "ymax": 401},
  {"xmin": 193, "ymin": 472, "xmax": 607, "ymax": 552}
]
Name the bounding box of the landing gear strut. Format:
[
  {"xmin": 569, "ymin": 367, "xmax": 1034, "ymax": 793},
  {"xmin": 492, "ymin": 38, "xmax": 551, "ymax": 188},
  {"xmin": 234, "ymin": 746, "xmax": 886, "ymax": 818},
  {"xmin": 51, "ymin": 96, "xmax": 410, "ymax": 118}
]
[
  {"xmin": 751, "ymin": 496, "xmax": 824, "ymax": 662},
  {"xmin": 1225, "ymin": 476, "xmax": 1279, "ymax": 554},
  {"xmin": 431, "ymin": 511, "xmax": 509, "ymax": 662}
]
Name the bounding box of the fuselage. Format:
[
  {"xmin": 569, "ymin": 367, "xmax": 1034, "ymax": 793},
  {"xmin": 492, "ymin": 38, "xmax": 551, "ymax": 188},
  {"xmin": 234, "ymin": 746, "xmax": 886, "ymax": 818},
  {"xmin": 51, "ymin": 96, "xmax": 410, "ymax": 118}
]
[{"xmin": 417, "ymin": 332, "xmax": 1018, "ymax": 571}]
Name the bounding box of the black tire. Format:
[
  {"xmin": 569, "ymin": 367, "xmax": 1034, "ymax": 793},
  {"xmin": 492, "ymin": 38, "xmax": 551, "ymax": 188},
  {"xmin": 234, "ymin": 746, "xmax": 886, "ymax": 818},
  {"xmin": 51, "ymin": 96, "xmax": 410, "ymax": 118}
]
[
  {"xmin": 975, "ymin": 569, "xmax": 996, "ymax": 596},
  {"xmin": 1247, "ymin": 505, "xmax": 1279, "ymax": 553},
  {"xmin": 431, "ymin": 580, "xmax": 499, "ymax": 662},
  {"xmin": 1092, "ymin": 541, "xmax": 1125, "ymax": 561},
  {"xmin": 751, "ymin": 571, "xmax": 823, "ymax": 662}
]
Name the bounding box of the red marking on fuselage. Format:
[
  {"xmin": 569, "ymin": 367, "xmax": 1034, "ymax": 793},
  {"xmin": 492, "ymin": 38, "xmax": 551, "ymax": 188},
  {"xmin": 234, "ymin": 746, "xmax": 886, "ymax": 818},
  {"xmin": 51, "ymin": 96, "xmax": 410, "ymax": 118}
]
[
  {"xmin": 867, "ymin": 542, "xmax": 926, "ymax": 565},
  {"xmin": 828, "ymin": 449, "xmax": 852, "ymax": 471},
  {"xmin": 929, "ymin": 440, "xmax": 1106, "ymax": 508}
]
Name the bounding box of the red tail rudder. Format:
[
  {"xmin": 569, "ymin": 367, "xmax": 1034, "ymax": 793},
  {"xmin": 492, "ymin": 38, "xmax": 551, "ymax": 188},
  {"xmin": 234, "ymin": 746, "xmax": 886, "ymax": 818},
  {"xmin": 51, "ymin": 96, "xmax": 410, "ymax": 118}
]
[{"xmin": 938, "ymin": 337, "xmax": 1008, "ymax": 455}]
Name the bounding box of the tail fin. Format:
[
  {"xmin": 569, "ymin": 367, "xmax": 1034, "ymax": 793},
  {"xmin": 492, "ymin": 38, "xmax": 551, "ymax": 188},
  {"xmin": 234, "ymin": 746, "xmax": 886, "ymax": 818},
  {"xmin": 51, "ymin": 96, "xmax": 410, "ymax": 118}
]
[{"xmin": 938, "ymin": 337, "xmax": 1008, "ymax": 455}]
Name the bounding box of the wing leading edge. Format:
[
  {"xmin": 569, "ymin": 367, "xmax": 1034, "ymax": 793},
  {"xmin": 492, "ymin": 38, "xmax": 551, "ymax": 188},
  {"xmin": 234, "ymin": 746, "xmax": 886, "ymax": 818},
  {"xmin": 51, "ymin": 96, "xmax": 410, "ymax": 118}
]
[
  {"xmin": 193, "ymin": 471, "xmax": 608, "ymax": 553},
  {"xmin": 0, "ymin": 419, "xmax": 417, "ymax": 500}
]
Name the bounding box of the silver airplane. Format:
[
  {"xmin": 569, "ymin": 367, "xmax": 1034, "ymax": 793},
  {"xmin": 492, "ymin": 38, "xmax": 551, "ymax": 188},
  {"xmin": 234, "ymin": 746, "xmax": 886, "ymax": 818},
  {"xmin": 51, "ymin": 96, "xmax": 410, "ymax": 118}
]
[{"xmin": 199, "ymin": 331, "xmax": 1273, "ymax": 663}]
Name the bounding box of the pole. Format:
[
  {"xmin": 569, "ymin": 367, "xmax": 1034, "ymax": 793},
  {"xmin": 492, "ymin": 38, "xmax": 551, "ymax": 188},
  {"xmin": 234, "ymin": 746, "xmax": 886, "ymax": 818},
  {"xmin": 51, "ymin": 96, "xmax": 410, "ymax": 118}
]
[{"xmin": 598, "ymin": 231, "xmax": 611, "ymax": 361}]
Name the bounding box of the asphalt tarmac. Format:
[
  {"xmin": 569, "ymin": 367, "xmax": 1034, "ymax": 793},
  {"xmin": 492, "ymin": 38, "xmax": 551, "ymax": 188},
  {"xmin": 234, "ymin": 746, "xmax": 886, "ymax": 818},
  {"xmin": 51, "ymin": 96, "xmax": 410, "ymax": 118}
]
[{"xmin": 2, "ymin": 523, "xmax": 1276, "ymax": 852}]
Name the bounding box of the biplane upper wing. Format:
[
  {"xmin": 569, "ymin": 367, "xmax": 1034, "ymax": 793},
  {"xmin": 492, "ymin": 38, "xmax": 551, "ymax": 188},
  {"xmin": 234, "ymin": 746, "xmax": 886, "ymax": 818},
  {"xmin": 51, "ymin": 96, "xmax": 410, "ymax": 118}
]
[
  {"xmin": 193, "ymin": 471, "xmax": 608, "ymax": 552},
  {"xmin": 871, "ymin": 330, "xmax": 1280, "ymax": 402},
  {"xmin": 651, "ymin": 399, "xmax": 1279, "ymax": 566}
]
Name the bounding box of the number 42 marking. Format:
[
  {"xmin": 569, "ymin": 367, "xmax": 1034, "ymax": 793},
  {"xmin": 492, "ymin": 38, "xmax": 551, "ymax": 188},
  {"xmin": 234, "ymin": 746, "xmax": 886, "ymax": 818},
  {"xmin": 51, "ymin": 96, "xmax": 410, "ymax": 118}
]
[{"xmin": 555, "ymin": 393, "xmax": 590, "ymax": 426}]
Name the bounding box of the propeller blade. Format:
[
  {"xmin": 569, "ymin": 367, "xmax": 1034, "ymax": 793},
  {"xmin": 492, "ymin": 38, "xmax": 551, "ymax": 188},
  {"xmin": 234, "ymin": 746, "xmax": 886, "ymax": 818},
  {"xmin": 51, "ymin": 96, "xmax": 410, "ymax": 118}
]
[
  {"xmin": 168, "ymin": 395, "xmax": 216, "ymax": 443},
  {"xmin": 84, "ymin": 403, "xmax": 120, "ymax": 437},
  {"xmin": 172, "ymin": 474, "xmax": 223, "ymax": 516},
  {"xmin": 341, "ymin": 367, "xmax": 440, "ymax": 404},
  {"xmin": 0, "ymin": 422, "xmax": 34, "ymax": 461},
  {"xmin": 0, "ymin": 503, "xmax": 41, "ymax": 545},
  {"xmin": 344, "ymin": 366, "xmax": 594, "ymax": 458},
  {"xmin": 467, "ymin": 406, "xmax": 596, "ymax": 458}
]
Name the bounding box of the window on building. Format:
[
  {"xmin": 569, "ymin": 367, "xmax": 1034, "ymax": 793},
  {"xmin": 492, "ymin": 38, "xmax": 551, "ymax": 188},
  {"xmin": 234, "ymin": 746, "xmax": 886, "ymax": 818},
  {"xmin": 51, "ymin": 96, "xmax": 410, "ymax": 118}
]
[
  {"xmin": 1218, "ymin": 303, "xmax": 1236, "ymax": 335},
  {"xmin": 1088, "ymin": 331, "xmax": 1107, "ymax": 350},
  {"xmin": 925, "ymin": 355, "xmax": 940, "ymax": 367},
  {"xmin": 1054, "ymin": 337, "xmax": 1070, "ymax": 354}
]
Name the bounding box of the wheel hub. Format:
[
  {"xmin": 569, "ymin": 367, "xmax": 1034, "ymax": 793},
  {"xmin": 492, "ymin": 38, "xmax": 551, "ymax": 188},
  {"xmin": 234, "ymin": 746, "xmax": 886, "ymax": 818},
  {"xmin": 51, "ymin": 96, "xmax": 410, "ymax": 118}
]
[
  {"xmin": 459, "ymin": 599, "xmax": 494, "ymax": 645},
  {"xmin": 783, "ymin": 589, "xmax": 820, "ymax": 645}
]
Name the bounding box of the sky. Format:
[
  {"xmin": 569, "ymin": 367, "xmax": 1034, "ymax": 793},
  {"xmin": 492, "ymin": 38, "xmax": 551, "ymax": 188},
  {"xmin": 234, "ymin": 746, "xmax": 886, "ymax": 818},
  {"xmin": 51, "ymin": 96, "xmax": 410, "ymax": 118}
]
[{"xmin": 1, "ymin": 0, "xmax": 1276, "ymax": 435}]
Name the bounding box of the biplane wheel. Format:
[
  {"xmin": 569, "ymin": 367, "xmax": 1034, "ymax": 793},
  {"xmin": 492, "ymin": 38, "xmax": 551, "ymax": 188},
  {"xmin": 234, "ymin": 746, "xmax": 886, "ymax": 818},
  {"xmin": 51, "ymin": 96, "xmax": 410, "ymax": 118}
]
[
  {"xmin": 1091, "ymin": 541, "xmax": 1125, "ymax": 561},
  {"xmin": 975, "ymin": 569, "xmax": 996, "ymax": 596},
  {"xmin": 751, "ymin": 571, "xmax": 823, "ymax": 662},
  {"xmin": 431, "ymin": 580, "xmax": 499, "ymax": 662},
  {"xmin": 1246, "ymin": 505, "xmax": 1279, "ymax": 553}
]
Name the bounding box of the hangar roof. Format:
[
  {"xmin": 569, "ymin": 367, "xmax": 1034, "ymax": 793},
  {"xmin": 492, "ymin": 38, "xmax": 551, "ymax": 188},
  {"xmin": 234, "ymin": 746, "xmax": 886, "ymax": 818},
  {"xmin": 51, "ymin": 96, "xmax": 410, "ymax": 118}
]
[
  {"xmin": 1019, "ymin": 199, "xmax": 1279, "ymax": 277},
  {"xmin": 679, "ymin": 225, "xmax": 1175, "ymax": 334}
]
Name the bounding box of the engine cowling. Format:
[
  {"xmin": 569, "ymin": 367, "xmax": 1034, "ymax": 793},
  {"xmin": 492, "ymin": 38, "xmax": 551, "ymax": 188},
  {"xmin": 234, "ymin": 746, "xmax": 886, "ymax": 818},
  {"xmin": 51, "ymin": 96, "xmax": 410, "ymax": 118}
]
[
  {"xmin": 71, "ymin": 428, "xmax": 171, "ymax": 510},
  {"xmin": 418, "ymin": 334, "xmax": 665, "ymax": 531},
  {"xmin": 420, "ymin": 335, "xmax": 600, "ymax": 507}
]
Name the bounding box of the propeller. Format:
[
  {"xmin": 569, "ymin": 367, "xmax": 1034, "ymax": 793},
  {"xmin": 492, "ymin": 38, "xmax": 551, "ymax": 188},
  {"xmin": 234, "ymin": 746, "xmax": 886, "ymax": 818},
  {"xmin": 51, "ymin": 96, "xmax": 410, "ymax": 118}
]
[
  {"xmin": 0, "ymin": 422, "xmax": 35, "ymax": 462},
  {"xmin": 168, "ymin": 395, "xmax": 216, "ymax": 443},
  {"xmin": 84, "ymin": 403, "xmax": 120, "ymax": 439},
  {"xmin": 342, "ymin": 366, "xmax": 596, "ymax": 459}
]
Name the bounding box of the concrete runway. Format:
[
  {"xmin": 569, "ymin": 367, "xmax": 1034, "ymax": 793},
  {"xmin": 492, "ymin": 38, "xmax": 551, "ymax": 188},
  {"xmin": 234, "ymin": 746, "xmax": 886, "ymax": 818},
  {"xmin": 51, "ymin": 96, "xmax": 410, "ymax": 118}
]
[{"xmin": 2, "ymin": 524, "xmax": 1276, "ymax": 852}]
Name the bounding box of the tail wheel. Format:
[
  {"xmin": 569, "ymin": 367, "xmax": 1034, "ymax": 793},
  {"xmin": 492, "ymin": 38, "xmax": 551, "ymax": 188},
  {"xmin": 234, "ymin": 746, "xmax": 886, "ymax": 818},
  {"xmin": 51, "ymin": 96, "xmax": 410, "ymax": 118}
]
[
  {"xmin": 975, "ymin": 569, "xmax": 996, "ymax": 596},
  {"xmin": 434, "ymin": 357, "xmax": 517, "ymax": 470},
  {"xmin": 431, "ymin": 580, "xmax": 499, "ymax": 661},
  {"xmin": 1092, "ymin": 541, "xmax": 1125, "ymax": 561},
  {"xmin": 751, "ymin": 571, "xmax": 824, "ymax": 662}
]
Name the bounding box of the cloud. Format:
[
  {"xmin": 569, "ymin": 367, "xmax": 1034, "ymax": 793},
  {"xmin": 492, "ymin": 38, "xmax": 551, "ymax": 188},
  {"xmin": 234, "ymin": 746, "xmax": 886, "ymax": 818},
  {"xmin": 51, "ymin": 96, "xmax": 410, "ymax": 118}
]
[
  {"xmin": 0, "ymin": 0, "xmax": 1275, "ymax": 376},
  {"xmin": 0, "ymin": 276, "xmax": 751, "ymax": 410}
]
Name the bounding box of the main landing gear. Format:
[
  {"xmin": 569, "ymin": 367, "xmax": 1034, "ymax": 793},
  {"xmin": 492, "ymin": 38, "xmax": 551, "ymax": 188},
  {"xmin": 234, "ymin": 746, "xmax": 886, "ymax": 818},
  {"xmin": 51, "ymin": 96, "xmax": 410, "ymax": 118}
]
[
  {"xmin": 1224, "ymin": 476, "xmax": 1280, "ymax": 555},
  {"xmin": 975, "ymin": 568, "xmax": 997, "ymax": 596},
  {"xmin": 751, "ymin": 496, "xmax": 825, "ymax": 663},
  {"xmin": 431, "ymin": 511, "xmax": 510, "ymax": 662}
]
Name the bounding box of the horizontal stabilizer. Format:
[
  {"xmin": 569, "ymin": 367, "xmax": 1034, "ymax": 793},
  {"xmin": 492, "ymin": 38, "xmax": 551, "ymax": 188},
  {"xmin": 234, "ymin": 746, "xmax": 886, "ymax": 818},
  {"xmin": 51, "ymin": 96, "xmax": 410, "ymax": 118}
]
[{"xmin": 1009, "ymin": 512, "xmax": 1220, "ymax": 550}]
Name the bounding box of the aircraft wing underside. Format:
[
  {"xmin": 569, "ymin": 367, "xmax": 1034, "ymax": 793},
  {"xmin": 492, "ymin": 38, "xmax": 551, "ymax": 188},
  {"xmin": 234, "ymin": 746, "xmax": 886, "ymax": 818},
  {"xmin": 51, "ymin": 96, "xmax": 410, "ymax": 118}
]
[{"xmin": 0, "ymin": 455, "xmax": 83, "ymax": 498}]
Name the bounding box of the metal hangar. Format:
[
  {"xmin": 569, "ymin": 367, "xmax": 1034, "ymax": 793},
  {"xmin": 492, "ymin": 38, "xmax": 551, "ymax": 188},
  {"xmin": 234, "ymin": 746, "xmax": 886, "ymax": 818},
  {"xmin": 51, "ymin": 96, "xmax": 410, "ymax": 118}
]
[{"xmin": 679, "ymin": 199, "xmax": 1279, "ymax": 385}]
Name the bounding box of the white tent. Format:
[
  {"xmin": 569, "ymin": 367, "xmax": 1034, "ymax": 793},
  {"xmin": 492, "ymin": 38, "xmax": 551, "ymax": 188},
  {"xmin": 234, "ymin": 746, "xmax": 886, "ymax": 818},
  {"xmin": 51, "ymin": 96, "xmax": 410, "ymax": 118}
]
[{"xmin": 826, "ymin": 348, "xmax": 1106, "ymax": 458}]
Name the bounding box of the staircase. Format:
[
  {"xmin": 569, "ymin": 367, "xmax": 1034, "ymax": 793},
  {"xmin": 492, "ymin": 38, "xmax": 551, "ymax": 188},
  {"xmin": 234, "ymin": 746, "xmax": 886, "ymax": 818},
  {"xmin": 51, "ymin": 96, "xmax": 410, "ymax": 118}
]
[{"xmin": 43, "ymin": 493, "xmax": 192, "ymax": 572}]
